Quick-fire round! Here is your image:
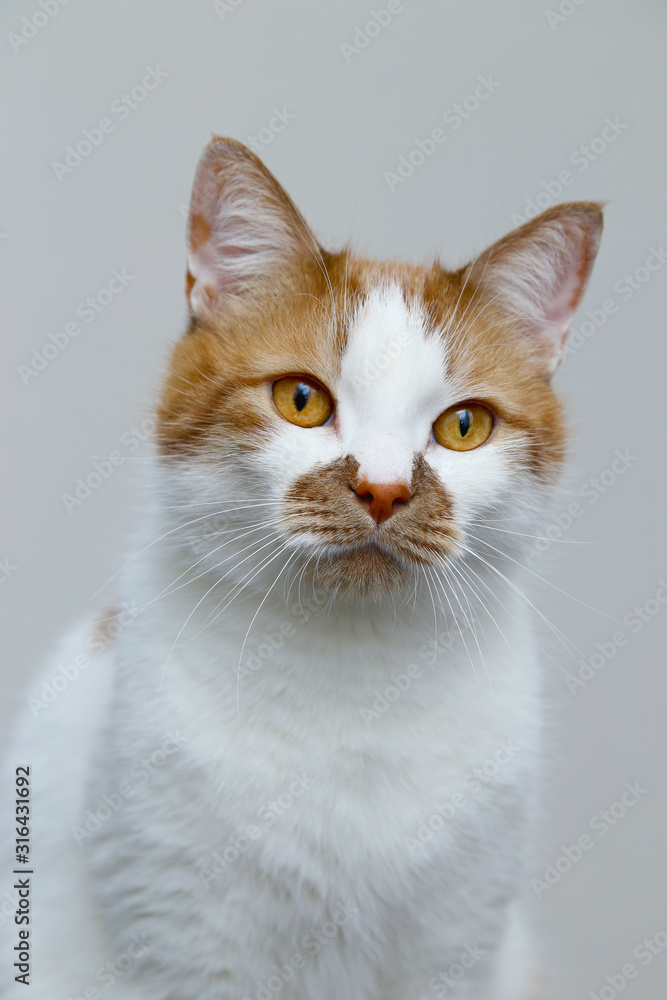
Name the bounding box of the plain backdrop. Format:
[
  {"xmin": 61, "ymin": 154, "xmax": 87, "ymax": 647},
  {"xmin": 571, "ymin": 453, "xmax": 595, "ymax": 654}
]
[{"xmin": 2, "ymin": 1, "xmax": 667, "ymax": 996}]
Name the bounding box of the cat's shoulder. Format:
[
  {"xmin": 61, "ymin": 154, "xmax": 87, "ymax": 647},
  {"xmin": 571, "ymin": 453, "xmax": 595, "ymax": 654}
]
[
  {"xmin": 3, "ymin": 609, "xmax": 118, "ymax": 796},
  {"xmin": 0, "ymin": 611, "xmax": 124, "ymax": 999}
]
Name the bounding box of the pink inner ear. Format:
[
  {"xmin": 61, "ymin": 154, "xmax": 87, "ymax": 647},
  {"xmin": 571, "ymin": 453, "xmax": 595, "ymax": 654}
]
[
  {"xmin": 542, "ymin": 242, "xmax": 592, "ymax": 333},
  {"xmin": 183, "ymin": 138, "xmax": 325, "ymax": 321},
  {"xmin": 471, "ymin": 203, "xmax": 603, "ymax": 377},
  {"xmin": 187, "ymin": 238, "xmax": 261, "ymax": 311},
  {"xmin": 186, "ymin": 238, "xmax": 219, "ymax": 308}
]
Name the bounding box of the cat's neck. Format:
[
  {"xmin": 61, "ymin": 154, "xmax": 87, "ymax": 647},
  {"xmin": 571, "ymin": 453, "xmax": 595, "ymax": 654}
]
[{"xmin": 115, "ymin": 521, "xmax": 534, "ymax": 728}]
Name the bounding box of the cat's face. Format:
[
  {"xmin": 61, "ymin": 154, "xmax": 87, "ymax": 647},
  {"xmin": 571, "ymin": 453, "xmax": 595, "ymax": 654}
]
[{"xmin": 157, "ymin": 139, "xmax": 602, "ymax": 599}]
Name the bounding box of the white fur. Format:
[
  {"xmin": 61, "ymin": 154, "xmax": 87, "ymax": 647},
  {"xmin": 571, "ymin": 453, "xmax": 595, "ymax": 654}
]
[
  {"xmin": 337, "ymin": 285, "xmax": 447, "ymax": 485},
  {"xmin": 0, "ymin": 284, "xmax": 550, "ymax": 999}
]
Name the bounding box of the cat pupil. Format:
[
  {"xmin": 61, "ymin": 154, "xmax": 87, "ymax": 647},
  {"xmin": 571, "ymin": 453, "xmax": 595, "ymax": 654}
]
[
  {"xmin": 458, "ymin": 410, "xmax": 471, "ymax": 437},
  {"xmin": 294, "ymin": 384, "xmax": 310, "ymax": 412}
]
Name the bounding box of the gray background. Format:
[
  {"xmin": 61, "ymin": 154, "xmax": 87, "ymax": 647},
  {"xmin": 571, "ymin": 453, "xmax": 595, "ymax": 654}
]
[{"xmin": 2, "ymin": 0, "xmax": 666, "ymax": 996}]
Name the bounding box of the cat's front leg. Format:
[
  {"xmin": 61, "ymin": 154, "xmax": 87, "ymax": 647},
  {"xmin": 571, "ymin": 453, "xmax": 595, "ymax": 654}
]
[{"xmin": 380, "ymin": 901, "xmax": 542, "ymax": 1000}]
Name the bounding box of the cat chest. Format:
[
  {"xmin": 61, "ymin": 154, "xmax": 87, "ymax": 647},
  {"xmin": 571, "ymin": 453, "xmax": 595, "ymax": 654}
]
[{"xmin": 190, "ymin": 721, "xmax": 529, "ymax": 905}]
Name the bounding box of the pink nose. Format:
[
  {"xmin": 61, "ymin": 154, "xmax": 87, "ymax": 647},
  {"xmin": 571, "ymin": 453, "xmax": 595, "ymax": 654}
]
[{"xmin": 353, "ymin": 480, "xmax": 412, "ymax": 525}]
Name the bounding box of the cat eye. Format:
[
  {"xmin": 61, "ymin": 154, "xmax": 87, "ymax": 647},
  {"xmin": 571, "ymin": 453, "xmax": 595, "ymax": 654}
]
[
  {"xmin": 272, "ymin": 376, "xmax": 333, "ymax": 428},
  {"xmin": 433, "ymin": 403, "xmax": 494, "ymax": 451}
]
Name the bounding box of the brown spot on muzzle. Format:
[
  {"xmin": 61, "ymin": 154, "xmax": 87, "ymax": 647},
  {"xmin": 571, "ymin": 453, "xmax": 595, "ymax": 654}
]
[{"xmin": 281, "ymin": 455, "xmax": 460, "ymax": 595}]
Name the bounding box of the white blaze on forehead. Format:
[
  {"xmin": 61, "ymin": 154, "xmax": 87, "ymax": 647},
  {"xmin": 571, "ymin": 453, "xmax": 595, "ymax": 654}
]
[{"xmin": 337, "ymin": 284, "xmax": 448, "ymax": 485}]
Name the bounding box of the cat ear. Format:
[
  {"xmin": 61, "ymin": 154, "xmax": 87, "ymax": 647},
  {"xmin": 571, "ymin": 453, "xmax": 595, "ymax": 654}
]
[
  {"xmin": 463, "ymin": 203, "xmax": 603, "ymax": 376},
  {"xmin": 185, "ymin": 137, "xmax": 318, "ymax": 320}
]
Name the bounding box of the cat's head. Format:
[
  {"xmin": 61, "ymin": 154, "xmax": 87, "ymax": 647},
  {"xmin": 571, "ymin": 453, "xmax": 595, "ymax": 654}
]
[{"xmin": 156, "ymin": 137, "xmax": 602, "ymax": 600}]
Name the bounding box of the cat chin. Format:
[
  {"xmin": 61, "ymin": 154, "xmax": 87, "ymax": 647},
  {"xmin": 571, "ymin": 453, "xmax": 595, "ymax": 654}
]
[{"xmin": 307, "ymin": 543, "xmax": 411, "ymax": 598}]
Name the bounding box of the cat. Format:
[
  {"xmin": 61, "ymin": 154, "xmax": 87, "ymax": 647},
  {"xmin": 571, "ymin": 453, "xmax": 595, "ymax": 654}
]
[{"xmin": 1, "ymin": 137, "xmax": 602, "ymax": 999}]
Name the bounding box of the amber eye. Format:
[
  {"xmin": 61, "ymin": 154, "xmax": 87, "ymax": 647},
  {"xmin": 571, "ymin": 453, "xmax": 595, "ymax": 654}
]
[
  {"xmin": 433, "ymin": 403, "xmax": 494, "ymax": 451},
  {"xmin": 272, "ymin": 377, "xmax": 333, "ymax": 428}
]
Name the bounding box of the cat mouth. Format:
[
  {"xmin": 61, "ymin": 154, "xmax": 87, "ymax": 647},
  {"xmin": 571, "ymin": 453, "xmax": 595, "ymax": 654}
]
[
  {"xmin": 345, "ymin": 537, "xmax": 399, "ymax": 555},
  {"xmin": 283, "ymin": 518, "xmax": 460, "ymax": 596},
  {"xmin": 280, "ymin": 456, "xmax": 459, "ymax": 594},
  {"xmin": 321, "ymin": 531, "xmax": 456, "ymax": 568},
  {"xmin": 298, "ymin": 533, "xmax": 459, "ymax": 597},
  {"xmin": 307, "ymin": 540, "xmax": 408, "ymax": 597}
]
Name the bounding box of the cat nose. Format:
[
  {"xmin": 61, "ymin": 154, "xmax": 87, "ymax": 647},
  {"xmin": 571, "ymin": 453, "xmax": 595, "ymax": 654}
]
[{"xmin": 353, "ymin": 480, "xmax": 413, "ymax": 525}]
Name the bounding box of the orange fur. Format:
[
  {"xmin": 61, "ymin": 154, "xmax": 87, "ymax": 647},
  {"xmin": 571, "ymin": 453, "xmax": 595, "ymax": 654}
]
[
  {"xmin": 156, "ymin": 138, "xmax": 602, "ymax": 596},
  {"xmin": 158, "ymin": 249, "xmax": 566, "ymax": 479}
]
